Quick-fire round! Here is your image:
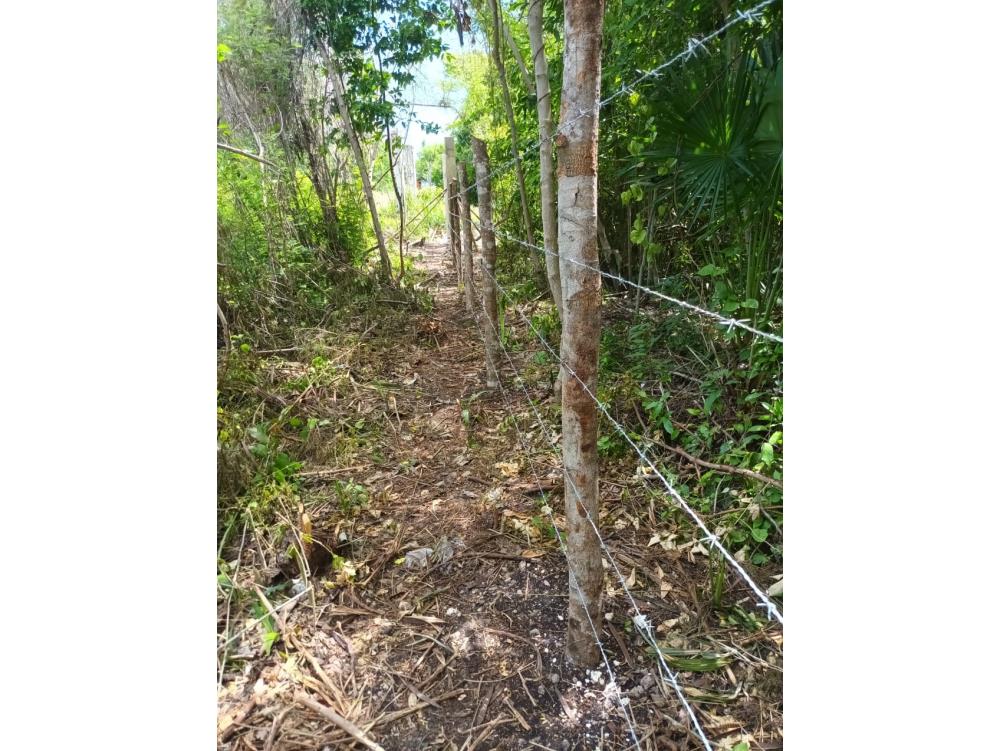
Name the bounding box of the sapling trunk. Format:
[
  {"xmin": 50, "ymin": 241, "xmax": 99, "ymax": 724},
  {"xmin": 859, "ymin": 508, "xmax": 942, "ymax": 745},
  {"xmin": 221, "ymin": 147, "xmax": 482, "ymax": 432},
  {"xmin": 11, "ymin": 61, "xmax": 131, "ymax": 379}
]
[{"xmin": 557, "ymin": 0, "xmax": 606, "ymax": 667}]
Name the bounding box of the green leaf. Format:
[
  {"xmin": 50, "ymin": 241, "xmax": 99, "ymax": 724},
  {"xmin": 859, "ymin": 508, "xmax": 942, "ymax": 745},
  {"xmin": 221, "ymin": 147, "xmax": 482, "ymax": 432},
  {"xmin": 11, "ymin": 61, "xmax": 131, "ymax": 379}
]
[
  {"xmin": 217, "ymin": 43, "xmax": 232, "ymax": 63},
  {"xmin": 261, "ymin": 630, "xmax": 280, "ymax": 655},
  {"xmin": 704, "ymin": 389, "xmax": 721, "ymax": 414},
  {"xmin": 751, "ymin": 526, "xmax": 769, "ymax": 543},
  {"xmin": 629, "ymin": 228, "xmax": 647, "ymax": 245},
  {"xmin": 697, "ymin": 264, "xmax": 723, "ymax": 277},
  {"xmin": 760, "ymin": 442, "xmax": 775, "ymax": 466},
  {"xmin": 661, "ymin": 416, "xmax": 674, "ymax": 437}
]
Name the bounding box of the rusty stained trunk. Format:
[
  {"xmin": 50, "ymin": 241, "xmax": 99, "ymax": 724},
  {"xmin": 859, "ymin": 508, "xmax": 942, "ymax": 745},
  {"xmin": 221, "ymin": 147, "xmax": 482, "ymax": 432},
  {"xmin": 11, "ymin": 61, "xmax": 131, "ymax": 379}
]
[
  {"xmin": 458, "ymin": 164, "xmax": 477, "ymax": 313},
  {"xmin": 472, "ymin": 137, "xmax": 500, "ymax": 389},
  {"xmin": 556, "ymin": 0, "xmax": 606, "ymax": 667}
]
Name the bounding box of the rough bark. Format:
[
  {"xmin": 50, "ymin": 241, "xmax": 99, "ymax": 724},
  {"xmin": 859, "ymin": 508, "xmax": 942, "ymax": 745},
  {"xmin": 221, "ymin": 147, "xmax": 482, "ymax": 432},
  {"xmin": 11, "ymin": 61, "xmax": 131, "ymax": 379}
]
[
  {"xmin": 458, "ymin": 164, "xmax": 477, "ymax": 313},
  {"xmin": 327, "ymin": 54, "xmax": 392, "ymax": 282},
  {"xmin": 472, "ymin": 138, "xmax": 500, "ymax": 389},
  {"xmin": 527, "ymin": 0, "xmax": 563, "ymax": 320},
  {"xmin": 557, "ymin": 0, "xmax": 606, "ymax": 667},
  {"xmin": 487, "ymin": 0, "xmax": 543, "ymax": 283}
]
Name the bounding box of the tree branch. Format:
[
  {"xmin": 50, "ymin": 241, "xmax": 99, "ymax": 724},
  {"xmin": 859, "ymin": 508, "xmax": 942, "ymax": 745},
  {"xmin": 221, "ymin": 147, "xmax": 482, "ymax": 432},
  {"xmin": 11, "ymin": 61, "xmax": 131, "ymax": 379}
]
[
  {"xmin": 653, "ymin": 438, "xmax": 783, "ymax": 490},
  {"xmin": 216, "ymin": 142, "xmax": 278, "ymax": 168}
]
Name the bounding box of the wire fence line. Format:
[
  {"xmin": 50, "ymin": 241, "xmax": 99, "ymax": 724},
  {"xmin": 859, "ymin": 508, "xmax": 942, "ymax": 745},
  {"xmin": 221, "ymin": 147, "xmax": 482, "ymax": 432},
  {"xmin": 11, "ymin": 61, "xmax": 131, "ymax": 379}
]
[
  {"xmin": 451, "ymin": 0, "xmax": 778, "ymax": 206},
  {"xmin": 474, "ymin": 253, "xmax": 783, "ymax": 624},
  {"xmin": 427, "ymin": 4, "xmax": 783, "ymax": 740},
  {"xmin": 471, "ymin": 292, "xmax": 714, "ymax": 751},
  {"xmin": 491, "ymin": 228, "xmax": 783, "ymax": 343}
]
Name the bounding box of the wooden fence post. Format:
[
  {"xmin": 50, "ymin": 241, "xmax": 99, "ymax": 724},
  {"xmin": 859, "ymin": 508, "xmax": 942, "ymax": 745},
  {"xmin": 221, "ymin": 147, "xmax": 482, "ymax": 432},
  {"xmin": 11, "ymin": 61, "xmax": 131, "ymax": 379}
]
[
  {"xmin": 444, "ymin": 137, "xmax": 460, "ymax": 273},
  {"xmin": 448, "ymin": 179, "xmax": 461, "ymax": 276},
  {"xmin": 471, "ymin": 138, "xmax": 499, "ymax": 389},
  {"xmin": 458, "ymin": 164, "xmax": 477, "ymax": 313}
]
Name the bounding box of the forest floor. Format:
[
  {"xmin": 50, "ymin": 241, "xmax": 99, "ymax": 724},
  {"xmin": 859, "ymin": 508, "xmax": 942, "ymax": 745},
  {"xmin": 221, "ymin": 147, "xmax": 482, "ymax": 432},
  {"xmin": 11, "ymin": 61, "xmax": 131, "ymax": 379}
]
[{"xmin": 217, "ymin": 237, "xmax": 783, "ymax": 751}]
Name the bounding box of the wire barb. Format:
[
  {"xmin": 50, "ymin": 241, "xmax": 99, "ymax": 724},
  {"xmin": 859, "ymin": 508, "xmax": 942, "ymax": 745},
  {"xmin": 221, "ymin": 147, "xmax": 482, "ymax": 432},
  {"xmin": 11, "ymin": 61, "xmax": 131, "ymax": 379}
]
[{"xmin": 682, "ymin": 37, "xmax": 706, "ymax": 62}]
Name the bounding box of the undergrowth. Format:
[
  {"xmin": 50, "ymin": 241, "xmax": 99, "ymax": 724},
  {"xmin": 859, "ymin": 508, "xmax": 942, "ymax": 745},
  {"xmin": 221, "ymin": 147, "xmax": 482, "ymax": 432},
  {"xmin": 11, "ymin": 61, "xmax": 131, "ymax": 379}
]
[{"xmin": 488, "ymin": 263, "xmax": 784, "ymax": 571}]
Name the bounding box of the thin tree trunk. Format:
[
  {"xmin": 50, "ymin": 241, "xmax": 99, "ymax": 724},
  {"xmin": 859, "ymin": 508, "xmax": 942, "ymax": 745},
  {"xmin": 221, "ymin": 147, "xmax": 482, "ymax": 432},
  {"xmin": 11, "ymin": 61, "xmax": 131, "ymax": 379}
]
[
  {"xmin": 458, "ymin": 164, "xmax": 477, "ymax": 313},
  {"xmin": 385, "ymin": 128, "xmax": 406, "ymax": 277},
  {"xmin": 503, "ymin": 17, "xmax": 535, "ymax": 95},
  {"xmin": 378, "ymin": 50, "xmax": 406, "ymax": 279},
  {"xmin": 295, "ymin": 112, "xmax": 340, "ymax": 256},
  {"xmin": 448, "ymin": 178, "xmax": 461, "ymax": 276},
  {"xmin": 326, "ymin": 54, "xmax": 392, "ymax": 282},
  {"xmin": 487, "ymin": 0, "xmax": 542, "ymax": 283},
  {"xmin": 472, "ymin": 138, "xmax": 500, "ymax": 389},
  {"xmin": 528, "ymin": 0, "xmax": 562, "ymax": 320},
  {"xmin": 557, "ymin": 0, "xmax": 605, "ymax": 667}
]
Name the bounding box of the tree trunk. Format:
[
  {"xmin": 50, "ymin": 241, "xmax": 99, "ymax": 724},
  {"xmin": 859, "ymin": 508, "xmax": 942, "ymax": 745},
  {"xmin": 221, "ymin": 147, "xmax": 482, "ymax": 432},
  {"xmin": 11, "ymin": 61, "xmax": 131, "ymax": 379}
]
[
  {"xmin": 528, "ymin": 0, "xmax": 563, "ymax": 320},
  {"xmin": 472, "ymin": 138, "xmax": 500, "ymax": 389},
  {"xmin": 385, "ymin": 127, "xmax": 406, "ymax": 277},
  {"xmin": 448, "ymin": 178, "xmax": 461, "ymax": 276},
  {"xmin": 378, "ymin": 49, "xmax": 406, "ymax": 279},
  {"xmin": 487, "ymin": 0, "xmax": 542, "ymax": 283},
  {"xmin": 296, "ymin": 112, "xmax": 341, "ymax": 256},
  {"xmin": 458, "ymin": 164, "xmax": 477, "ymax": 313},
  {"xmin": 503, "ymin": 17, "xmax": 535, "ymax": 95},
  {"xmin": 326, "ymin": 54, "xmax": 392, "ymax": 283},
  {"xmin": 557, "ymin": 0, "xmax": 606, "ymax": 667}
]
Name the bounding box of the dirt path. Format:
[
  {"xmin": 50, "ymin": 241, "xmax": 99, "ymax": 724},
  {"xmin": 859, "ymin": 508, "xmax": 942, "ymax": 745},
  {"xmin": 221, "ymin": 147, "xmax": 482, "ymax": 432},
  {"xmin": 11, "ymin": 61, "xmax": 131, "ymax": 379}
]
[{"xmin": 218, "ymin": 236, "xmax": 781, "ymax": 750}]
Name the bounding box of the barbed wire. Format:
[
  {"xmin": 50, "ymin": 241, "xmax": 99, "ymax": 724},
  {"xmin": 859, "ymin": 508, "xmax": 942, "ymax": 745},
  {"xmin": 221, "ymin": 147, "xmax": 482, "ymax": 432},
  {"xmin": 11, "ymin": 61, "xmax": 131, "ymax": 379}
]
[
  {"xmin": 478, "ymin": 259, "xmax": 783, "ymax": 624},
  {"xmin": 471, "ymin": 290, "xmax": 713, "ymax": 750},
  {"xmin": 492, "ymin": 228, "xmax": 783, "ymax": 343}
]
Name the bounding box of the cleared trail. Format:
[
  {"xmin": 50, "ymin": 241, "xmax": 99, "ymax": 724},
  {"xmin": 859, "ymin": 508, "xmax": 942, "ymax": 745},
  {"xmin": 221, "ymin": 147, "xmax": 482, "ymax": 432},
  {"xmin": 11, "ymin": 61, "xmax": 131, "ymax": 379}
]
[{"xmin": 217, "ymin": 236, "xmax": 782, "ymax": 751}]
